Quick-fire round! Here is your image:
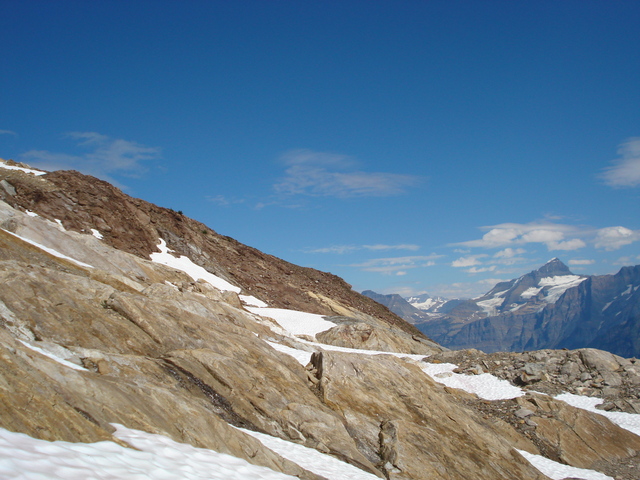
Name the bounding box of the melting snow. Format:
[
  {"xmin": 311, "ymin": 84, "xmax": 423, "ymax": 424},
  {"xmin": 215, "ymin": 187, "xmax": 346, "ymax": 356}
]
[
  {"xmin": 239, "ymin": 295, "xmax": 268, "ymax": 308},
  {"xmin": 555, "ymin": 393, "xmax": 640, "ymax": 436},
  {"xmin": 517, "ymin": 450, "xmax": 613, "ymax": 480},
  {"xmin": 150, "ymin": 238, "xmax": 241, "ymax": 293},
  {"xmin": 0, "ymin": 161, "xmax": 47, "ymax": 176},
  {"xmin": 25, "ymin": 210, "xmax": 38, "ymax": 217},
  {"xmin": 420, "ymin": 363, "xmax": 525, "ymax": 401},
  {"xmin": 239, "ymin": 428, "xmax": 381, "ymax": 480},
  {"xmin": 1, "ymin": 228, "xmax": 94, "ymax": 268},
  {"xmin": 246, "ymin": 307, "xmax": 336, "ymax": 337},
  {"xmin": 18, "ymin": 340, "xmax": 88, "ymax": 372},
  {"xmin": 0, "ymin": 424, "xmax": 298, "ymax": 480},
  {"xmin": 91, "ymin": 228, "xmax": 104, "ymax": 240}
]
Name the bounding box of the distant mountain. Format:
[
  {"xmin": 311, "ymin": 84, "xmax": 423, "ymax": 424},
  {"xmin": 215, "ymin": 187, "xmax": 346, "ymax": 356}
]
[
  {"xmin": 405, "ymin": 293, "xmax": 449, "ymax": 313},
  {"xmin": 361, "ymin": 290, "xmax": 433, "ymax": 324},
  {"xmin": 414, "ymin": 259, "xmax": 640, "ymax": 357}
]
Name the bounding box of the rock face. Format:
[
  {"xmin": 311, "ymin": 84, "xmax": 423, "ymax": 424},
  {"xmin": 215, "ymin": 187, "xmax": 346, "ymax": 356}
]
[
  {"xmin": 1, "ymin": 161, "xmax": 640, "ymax": 480},
  {"xmin": 411, "ymin": 259, "xmax": 640, "ymax": 357}
]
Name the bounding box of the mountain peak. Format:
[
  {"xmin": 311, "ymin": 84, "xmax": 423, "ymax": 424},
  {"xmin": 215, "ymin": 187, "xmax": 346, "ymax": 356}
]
[{"xmin": 536, "ymin": 258, "xmax": 572, "ymax": 277}]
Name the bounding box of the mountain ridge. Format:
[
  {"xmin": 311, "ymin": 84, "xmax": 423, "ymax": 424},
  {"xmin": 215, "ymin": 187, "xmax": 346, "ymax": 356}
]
[{"xmin": 368, "ymin": 258, "xmax": 640, "ymax": 357}]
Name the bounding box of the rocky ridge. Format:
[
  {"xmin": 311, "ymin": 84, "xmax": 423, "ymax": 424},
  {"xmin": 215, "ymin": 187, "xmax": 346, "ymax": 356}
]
[{"xmin": 1, "ymin": 159, "xmax": 640, "ymax": 479}]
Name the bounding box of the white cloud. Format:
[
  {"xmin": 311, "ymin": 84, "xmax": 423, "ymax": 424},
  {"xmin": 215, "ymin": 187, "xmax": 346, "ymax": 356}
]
[
  {"xmin": 20, "ymin": 132, "xmax": 160, "ymax": 185},
  {"xmin": 568, "ymin": 259, "xmax": 595, "ymax": 265},
  {"xmin": 466, "ymin": 266, "xmax": 497, "ymax": 274},
  {"xmin": 601, "ymin": 137, "xmax": 640, "ymax": 188},
  {"xmin": 494, "ymin": 248, "xmax": 526, "ymax": 259},
  {"xmin": 456, "ymin": 222, "xmax": 585, "ymax": 251},
  {"xmin": 274, "ymin": 149, "xmax": 421, "ymax": 198},
  {"xmin": 0, "ymin": 129, "xmax": 17, "ymax": 136},
  {"xmin": 594, "ymin": 226, "xmax": 640, "ymax": 251},
  {"xmin": 451, "ymin": 255, "xmax": 488, "ymax": 268}
]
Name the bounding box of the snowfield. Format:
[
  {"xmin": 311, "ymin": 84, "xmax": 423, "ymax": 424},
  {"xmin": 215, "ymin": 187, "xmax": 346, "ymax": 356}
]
[{"xmin": 0, "ymin": 424, "xmax": 298, "ymax": 480}]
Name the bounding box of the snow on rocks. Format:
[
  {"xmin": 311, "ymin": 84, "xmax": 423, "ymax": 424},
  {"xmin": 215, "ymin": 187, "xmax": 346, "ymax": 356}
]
[
  {"xmin": 539, "ymin": 275, "xmax": 587, "ymax": 303},
  {"xmin": 246, "ymin": 306, "xmax": 336, "ymax": 338},
  {"xmin": 0, "ymin": 160, "xmax": 47, "ymax": 176},
  {"xmin": 18, "ymin": 340, "xmax": 88, "ymax": 371},
  {"xmin": 238, "ymin": 428, "xmax": 381, "ymax": 480},
  {"xmin": 0, "ymin": 424, "xmax": 298, "ymax": 480},
  {"xmin": 1, "ymin": 228, "xmax": 94, "ymax": 268},
  {"xmin": 150, "ymin": 238, "xmax": 241, "ymax": 293},
  {"xmin": 517, "ymin": 449, "xmax": 614, "ymax": 480},
  {"xmin": 556, "ymin": 393, "xmax": 640, "ymax": 437},
  {"xmin": 239, "ymin": 295, "xmax": 269, "ymax": 307},
  {"xmin": 420, "ymin": 362, "xmax": 525, "ymax": 401}
]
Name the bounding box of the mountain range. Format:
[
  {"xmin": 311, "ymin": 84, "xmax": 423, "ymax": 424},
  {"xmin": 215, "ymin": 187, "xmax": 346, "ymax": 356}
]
[
  {"xmin": 2, "ymin": 158, "xmax": 640, "ymax": 479},
  {"xmin": 364, "ymin": 258, "xmax": 640, "ymax": 357}
]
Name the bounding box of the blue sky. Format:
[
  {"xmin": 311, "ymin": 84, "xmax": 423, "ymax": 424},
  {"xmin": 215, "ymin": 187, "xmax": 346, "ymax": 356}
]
[{"xmin": 2, "ymin": 1, "xmax": 640, "ymax": 299}]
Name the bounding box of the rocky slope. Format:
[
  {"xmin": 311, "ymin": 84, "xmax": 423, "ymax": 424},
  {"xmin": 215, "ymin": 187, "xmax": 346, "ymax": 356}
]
[
  {"xmin": 412, "ymin": 259, "xmax": 640, "ymax": 357},
  {"xmin": 1, "ymin": 159, "xmax": 640, "ymax": 479}
]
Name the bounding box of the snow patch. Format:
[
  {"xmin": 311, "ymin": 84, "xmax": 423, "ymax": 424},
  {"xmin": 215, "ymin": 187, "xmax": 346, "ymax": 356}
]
[
  {"xmin": 25, "ymin": 210, "xmax": 38, "ymax": 217},
  {"xmin": 239, "ymin": 295, "xmax": 268, "ymax": 308},
  {"xmin": 18, "ymin": 340, "xmax": 88, "ymax": 371},
  {"xmin": 555, "ymin": 393, "xmax": 640, "ymax": 436},
  {"xmin": 246, "ymin": 307, "xmax": 336, "ymax": 337},
  {"xmin": 477, "ymin": 294, "xmax": 504, "ymax": 316},
  {"xmin": 538, "ymin": 275, "xmax": 586, "ymax": 303},
  {"xmin": 520, "ymin": 286, "xmax": 542, "ymax": 299},
  {"xmin": 90, "ymin": 228, "xmax": 104, "ymax": 240},
  {"xmin": 0, "ymin": 161, "xmax": 47, "ymax": 176},
  {"xmin": 150, "ymin": 238, "xmax": 241, "ymax": 293},
  {"xmin": 1, "ymin": 228, "xmax": 94, "ymax": 268},
  {"xmin": 420, "ymin": 363, "xmax": 524, "ymax": 401},
  {"xmin": 239, "ymin": 428, "xmax": 381, "ymax": 480},
  {"xmin": 621, "ymin": 284, "xmax": 633, "ymax": 296},
  {"xmin": 517, "ymin": 449, "xmax": 613, "ymax": 480}
]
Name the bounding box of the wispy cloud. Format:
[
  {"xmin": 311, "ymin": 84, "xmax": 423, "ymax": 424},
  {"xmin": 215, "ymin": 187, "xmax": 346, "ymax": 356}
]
[
  {"xmin": 0, "ymin": 129, "xmax": 17, "ymax": 136},
  {"xmin": 206, "ymin": 194, "xmax": 246, "ymax": 206},
  {"xmin": 274, "ymin": 149, "xmax": 422, "ymax": 198},
  {"xmin": 20, "ymin": 132, "xmax": 160, "ymax": 185},
  {"xmin": 614, "ymin": 255, "xmax": 640, "ymax": 266},
  {"xmin": 601, "ymin": 137, "xmax": 640, "ymax": 188},
  {"xmin": 349, "ymin": 254, "xmax": 442, "ymax": 275},
  {"xmin": 568, "ymin": 259, "xmax": 595, "ymax": 265},
  {"xmin": 307, "ymin": 244, "xmax": 420, "ymax": 254}
]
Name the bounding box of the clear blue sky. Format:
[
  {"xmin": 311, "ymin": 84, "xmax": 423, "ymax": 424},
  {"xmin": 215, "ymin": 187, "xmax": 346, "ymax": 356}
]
[{"xmin": 2, "ymin": 1, "xmax": 640, "ymax": 298}]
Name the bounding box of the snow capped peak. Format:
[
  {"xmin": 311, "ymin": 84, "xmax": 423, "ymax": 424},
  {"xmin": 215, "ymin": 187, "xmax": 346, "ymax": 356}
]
[{"xmin": 536, "ymin": 258, "xmax": 572, "ymax": 277}]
